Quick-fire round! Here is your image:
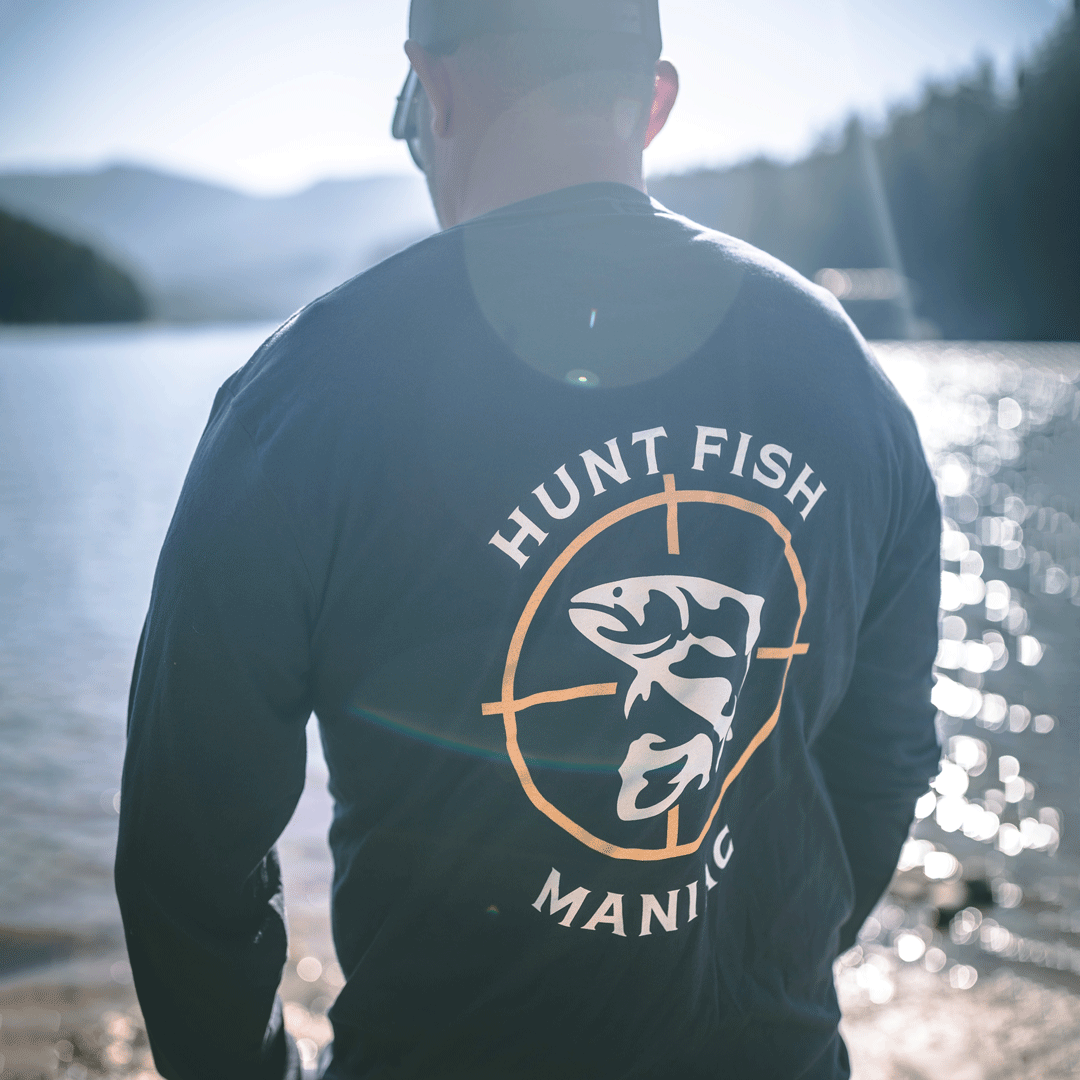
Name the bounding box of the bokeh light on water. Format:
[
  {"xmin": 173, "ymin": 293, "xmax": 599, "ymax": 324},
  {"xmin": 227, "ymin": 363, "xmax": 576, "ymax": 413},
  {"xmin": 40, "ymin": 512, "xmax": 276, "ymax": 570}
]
[{"xmin": 837, "ymin": 342, "xmax": 1080, "ymax": 1009}]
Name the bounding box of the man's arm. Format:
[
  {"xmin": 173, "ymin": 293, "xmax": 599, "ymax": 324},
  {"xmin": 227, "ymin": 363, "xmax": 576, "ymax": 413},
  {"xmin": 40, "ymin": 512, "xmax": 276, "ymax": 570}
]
[
  {"xmin": 814, "ymin": 472, "xmax": 942, "ymax": 952},
  {"xmin": 115, "ymin": 394, "xmax": 314, "ymax": 1080}
]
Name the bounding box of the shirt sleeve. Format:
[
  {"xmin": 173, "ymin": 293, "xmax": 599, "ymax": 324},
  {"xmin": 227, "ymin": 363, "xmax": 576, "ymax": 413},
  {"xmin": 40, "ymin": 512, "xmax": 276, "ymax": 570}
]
[
  {"xmin": 813, "ymin": 465, "xmax": 942, "ymax": 953},
  {"xmin": 115, "ymin": 388, "xmax": 314, "ymax": 1080}
]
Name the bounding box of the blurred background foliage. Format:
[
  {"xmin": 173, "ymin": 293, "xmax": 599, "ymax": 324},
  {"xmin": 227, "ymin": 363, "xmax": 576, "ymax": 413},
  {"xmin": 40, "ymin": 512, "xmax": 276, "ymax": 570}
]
[
  {"xmin": 0, "ymin": 208, "xmax": 148, "ymax": 324},
  {"xmin": 652, "ymin": 10, "xmax": 1079, "ymax": 341}
]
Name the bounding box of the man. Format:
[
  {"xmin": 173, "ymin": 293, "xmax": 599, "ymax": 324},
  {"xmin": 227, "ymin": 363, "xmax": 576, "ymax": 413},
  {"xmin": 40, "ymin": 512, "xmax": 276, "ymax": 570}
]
[{"xmin": 116, "ymin": 2, "xmax": 941, "ymax": 1078}]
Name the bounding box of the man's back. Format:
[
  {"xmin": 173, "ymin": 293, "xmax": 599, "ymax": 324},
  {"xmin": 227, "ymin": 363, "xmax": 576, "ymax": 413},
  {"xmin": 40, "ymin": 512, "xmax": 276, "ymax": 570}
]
[{"xmin": 117, "ymin": 183, "xmax": 940, "ymax": 1078}]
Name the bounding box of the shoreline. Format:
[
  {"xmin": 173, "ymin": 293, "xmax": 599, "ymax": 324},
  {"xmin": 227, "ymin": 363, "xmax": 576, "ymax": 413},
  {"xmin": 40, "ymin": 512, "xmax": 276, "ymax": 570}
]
[{"xmin": 2, "ymin": 945, "xmax": 1079, "ymax": 1080}]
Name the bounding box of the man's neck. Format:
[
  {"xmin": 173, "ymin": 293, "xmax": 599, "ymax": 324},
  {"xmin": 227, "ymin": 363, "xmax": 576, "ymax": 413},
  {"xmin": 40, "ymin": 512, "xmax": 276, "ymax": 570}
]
[{"xmin": 451, "ymin": 102, "xmax": 647, "ymax": 225}]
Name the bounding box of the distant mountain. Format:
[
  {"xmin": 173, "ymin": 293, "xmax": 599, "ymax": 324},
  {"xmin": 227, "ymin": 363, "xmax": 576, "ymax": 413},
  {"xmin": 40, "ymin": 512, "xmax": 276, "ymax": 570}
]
[
  {"xmin": 0, "ymin": 165, "xmax": 436, "ymax": 322},
  {"xmin": 3, "ymin": 6, "xmax": 1074, "ymax": 336},
  {"xmin": 0, "ymin": 208, "xmax": 148, "ymax": 324}
]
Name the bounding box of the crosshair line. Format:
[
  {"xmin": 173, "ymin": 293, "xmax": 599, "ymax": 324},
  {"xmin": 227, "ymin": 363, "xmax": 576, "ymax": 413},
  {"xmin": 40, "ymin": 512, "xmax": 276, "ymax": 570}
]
[
  {"xmin": 666, "ymin": 804, "xmax": 679, "ymax": 849},
  {"xmin": 663, "ymin": 473, "xmax": 680, "ymax": 554},
  {"xmin": 756, "ymin": 643, "xmax": 810, "ymax": 660},
  {"xmin": 482, "ymin": 682, "xmax": 618, "ymax": 717}
]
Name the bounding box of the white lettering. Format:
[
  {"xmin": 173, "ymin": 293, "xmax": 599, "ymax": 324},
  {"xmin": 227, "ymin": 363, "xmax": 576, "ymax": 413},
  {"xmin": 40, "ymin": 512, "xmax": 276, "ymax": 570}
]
[
  {"xmin": 532, "ymin": 868, "xmax": 590, "ymax": 927},
  {"xmin": 631, "ymin": 427, "xmax": 668, "ymax": 476},
  {"xmin": 580, "ymin": 439, "xmax": 631, "ymax": 496},
  {"xmin": 692, "ymin": 426, "xmax": 728, "ymax": 471},
  {"xmin": 752, "ymin": 444, "xmax": 792, "ymax": 489},
  {"xmin": 640, "ymin": 890, "xmax": 680, "ymax": 936},
  {"xmin": 489, "ymin": 508, "xmax": 549, "ymax": 568},
  {"xmin": 535, "ymin": 870, "xmax": 722, "ymax": 936},
  {"xmin": 582, "ymin": 892, "xmax": 626, "ymax": 936},
  {"xmin": 730, "ymin": 431, "xmax": 753, "ymax": 477},
  {"xmin": 713, "ymin": 825, "xmax": 734, "ymax": 870},
  {"xmin": 785, "ymin": 463, "xmax": 827, "ymax": 519},
  {"xmin": 533, "ymin": 465, "xmax": 581, "ymax": 521}
]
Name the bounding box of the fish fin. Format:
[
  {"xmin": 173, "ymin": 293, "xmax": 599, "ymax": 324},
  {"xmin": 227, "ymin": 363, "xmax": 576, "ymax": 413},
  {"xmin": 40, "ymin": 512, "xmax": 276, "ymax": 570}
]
[{"xmin": 624, "ymin": 673, "xmax": 653, "ymax": 718}]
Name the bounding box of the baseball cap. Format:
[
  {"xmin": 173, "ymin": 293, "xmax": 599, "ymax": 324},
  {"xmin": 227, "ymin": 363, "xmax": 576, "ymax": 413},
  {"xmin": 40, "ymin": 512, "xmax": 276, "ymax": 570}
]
[
  {"xmin": 394, "ymin": 1, "xmax": 662, "ymax": 169},
  {"xmin": 408, "ymin": 0, "xmax": 662, "ymax": 61}
]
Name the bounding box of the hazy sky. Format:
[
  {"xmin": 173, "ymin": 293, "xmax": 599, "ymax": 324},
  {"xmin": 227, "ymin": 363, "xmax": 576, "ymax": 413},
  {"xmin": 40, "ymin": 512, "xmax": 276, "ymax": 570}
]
[{"xmin": 0, "ymin": 0, "xmax": 1070, "ymax": 193}]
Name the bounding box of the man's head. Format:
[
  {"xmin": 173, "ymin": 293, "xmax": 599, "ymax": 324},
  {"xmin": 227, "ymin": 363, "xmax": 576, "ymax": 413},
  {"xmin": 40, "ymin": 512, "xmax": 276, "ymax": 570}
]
[{"xmin": 393, "ymin": 0, "xmax": 678, "ymax": 227}]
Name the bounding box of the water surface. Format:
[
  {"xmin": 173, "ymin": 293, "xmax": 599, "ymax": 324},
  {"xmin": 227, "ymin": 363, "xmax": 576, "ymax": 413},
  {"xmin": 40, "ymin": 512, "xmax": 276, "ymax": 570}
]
[{"xmin": 0, "ymin": 328, "xmax": 1076, "ymax": 993}]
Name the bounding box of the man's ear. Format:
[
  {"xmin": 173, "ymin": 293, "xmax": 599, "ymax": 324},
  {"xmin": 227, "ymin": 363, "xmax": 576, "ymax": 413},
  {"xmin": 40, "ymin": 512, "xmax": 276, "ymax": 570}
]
[
  {"xmin": 404, "ymin": 40, "xmax": 453, "ymax": 137},
  {"xmin": 644, "ymin": 60, "xmax": 678, "ymax": 149}
]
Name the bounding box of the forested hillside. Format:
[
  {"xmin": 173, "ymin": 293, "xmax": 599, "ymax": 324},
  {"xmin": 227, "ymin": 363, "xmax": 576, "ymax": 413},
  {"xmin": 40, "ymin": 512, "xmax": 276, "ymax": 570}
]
[
  {"xmin": 652, "ymin": 8, "xmax": 1079, "ymax": 340},
  {"xmin": 0, "ymin": 169, "xmax": 434, "ymax": 322},
  {"xmin": 0, "ymin": 209, "xmax": 148, "ymax": 324}
]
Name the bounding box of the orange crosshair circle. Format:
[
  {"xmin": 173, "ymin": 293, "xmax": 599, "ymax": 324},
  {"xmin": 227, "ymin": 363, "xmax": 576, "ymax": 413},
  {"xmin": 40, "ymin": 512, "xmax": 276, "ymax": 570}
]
[{"xmin": 482, "ymin": 474, "xmax": 809, "ymax": 862}]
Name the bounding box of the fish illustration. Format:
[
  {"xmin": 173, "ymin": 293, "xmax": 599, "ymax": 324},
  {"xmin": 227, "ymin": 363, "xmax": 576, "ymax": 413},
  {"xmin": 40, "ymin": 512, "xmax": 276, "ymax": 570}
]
[
  {"xmin": 616, "ymin": 731, "xmax": 713, "ymax": 821},
  {"xmin": 569, "ymin": 575, "xmax": 764, "ymax": 742}
]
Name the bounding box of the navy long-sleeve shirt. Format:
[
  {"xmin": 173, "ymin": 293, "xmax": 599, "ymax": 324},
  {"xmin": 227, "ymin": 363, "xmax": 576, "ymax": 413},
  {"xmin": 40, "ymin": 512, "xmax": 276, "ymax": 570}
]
[{"xmin": 116, "ymin": 184, "xmax": 941, "ymax": 1080}]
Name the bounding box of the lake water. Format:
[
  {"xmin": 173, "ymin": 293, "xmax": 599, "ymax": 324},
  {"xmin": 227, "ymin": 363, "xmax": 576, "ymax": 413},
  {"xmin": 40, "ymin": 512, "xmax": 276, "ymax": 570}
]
[
  {"xmin": 0, "ymin": 326, "xmax": 1077, "ymax": 993},
  {"xmin": 0, "ymin": 324, "xmax": 329, "ymax": 942}
]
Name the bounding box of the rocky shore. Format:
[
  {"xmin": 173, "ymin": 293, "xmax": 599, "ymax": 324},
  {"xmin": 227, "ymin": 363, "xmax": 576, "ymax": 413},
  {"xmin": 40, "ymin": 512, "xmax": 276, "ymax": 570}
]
[{"xmin": 4, "ymin": 945, "xmax": 1080, "ymax": 1080}]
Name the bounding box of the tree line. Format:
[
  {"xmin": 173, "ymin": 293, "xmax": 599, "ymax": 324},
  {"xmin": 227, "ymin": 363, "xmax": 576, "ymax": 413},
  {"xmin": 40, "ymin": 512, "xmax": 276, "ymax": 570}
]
[
  {"xmin": 652, "ymin": 7, "xmax": 1079, "ymax": 340},
  {"xmin": 1, "ymin": 8, "xmax": 1075, "ymax": 335}
]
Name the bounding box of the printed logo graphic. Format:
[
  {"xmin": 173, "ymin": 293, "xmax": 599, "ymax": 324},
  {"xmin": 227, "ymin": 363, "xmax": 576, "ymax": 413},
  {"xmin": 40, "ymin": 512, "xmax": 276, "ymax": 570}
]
[
  {"xmin": 483, "ymin": 475, "xmax": 809, "ymax": 861},
  {"xmin": 569, "ymin": 576, "xmax": 763, "ymax": 821}
]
